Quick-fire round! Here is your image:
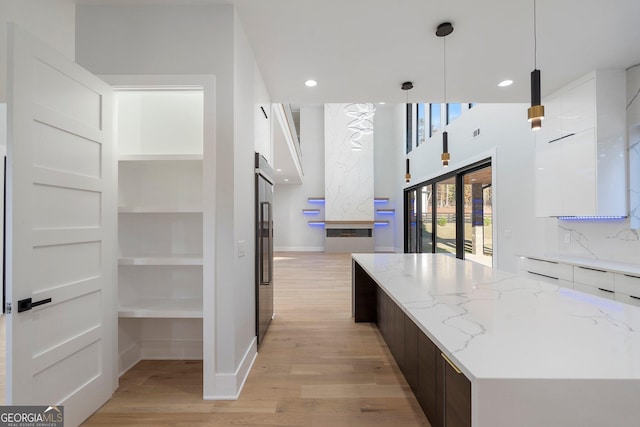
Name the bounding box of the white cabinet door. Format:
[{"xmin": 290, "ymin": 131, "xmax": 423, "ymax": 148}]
[
  {"xmin": 562, "ymin": 78, "xmax": 595, "ymax": 135},
  {"xmin": 6, "ymin": 24, "xmax": 116, "ymax": 425},
  {"xmin": 561, "ymin": 129, "xmax": 597, "ymax": 216},
  {"xmin": 535, "ymin": 137, "xmax": 563, "ymax": 217}
]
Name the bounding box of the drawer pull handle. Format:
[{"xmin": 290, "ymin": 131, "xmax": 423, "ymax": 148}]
[
  {"xmin": 579, "ymin": 266, "xmax": 606, "ymax": 273},
  {"xmin": 529, "ymin": 257, "xmax": 558, "ymax": 265},
  {"xmin": 630, "ymin": 295, "xmax": 640, "ymax": 300},
  {"xmin": 624, "ymin": 274, "xmax": 640, "ymax": 279},
  {"xmin": 527, "ymin": 271, "xmax": 559, "ymax": 280},
  {"xmin": 441, "ymin": 352, "xmax": 462, "ymax": 374},
  {"xmin": 597, "ymin": 288, "xmax": 614, "ymax": 294}
]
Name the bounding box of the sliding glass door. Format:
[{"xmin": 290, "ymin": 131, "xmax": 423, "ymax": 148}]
[
  {"xmin": 435, "ymin": 177, "xmax": 456, "ymax": 254},
  {"xmin": 405, "ymin": 160, "xmax": 492, "ymax": 266},
  {"xmin": 462, "ymin": 168, "xmax": 493, "ymax": 267}
]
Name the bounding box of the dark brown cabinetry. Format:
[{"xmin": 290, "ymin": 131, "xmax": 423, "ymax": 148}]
[{"xmin": 354, "ymin": 261, "xmax": 471, "ymax": 427}]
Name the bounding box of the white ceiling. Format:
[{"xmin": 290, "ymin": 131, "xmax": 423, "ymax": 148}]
[
  {"xmin": 76, "ymin": 0, "xmax": 640, "ymax": 104},
  {"xmin": 75, "ymin": 0, "xmax": 640, "ymax": 183},
  {"xmin": 231, "ymin": 0, "xmax": 640, "ymax": 104}
]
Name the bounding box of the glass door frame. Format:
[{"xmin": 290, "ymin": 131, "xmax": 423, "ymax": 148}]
[{"xmin": 404, "ymin": 158, "xmax": 492, "ymax": 260}]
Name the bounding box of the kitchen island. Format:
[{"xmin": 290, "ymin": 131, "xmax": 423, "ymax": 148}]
[{"xmin": 352, "ymin": 253, "xmax": 640, "ymax": 427}]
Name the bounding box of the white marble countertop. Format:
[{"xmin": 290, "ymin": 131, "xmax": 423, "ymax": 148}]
[{"xmin": 353, "ymin": 253, "xmax": 640, "ymax": 381}]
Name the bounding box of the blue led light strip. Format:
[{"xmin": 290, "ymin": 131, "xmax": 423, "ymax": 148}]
[{"xmin": 558, "ymin": 216, "xmax": 626, "ymax": 221}]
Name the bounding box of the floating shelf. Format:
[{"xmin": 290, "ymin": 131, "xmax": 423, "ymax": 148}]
[
  {"xmin": 308, "ymin": 221, "xmax": 326, "ymax": 226},
  {"xmin": 374, "ymin": 197, "xmax": 390, "ymax": 203},
  {"xmin": 118, "ymin": 153, "xmax": 203, "ymax": 161},
  {"xmin": 374, "ymin": 221, "xmax": 390, "ymax": 226},
  {"xmin": 118, "ymin": 207, "xmax": 203, "ymax": 214},
  {"xmin": 118, "ymin": 298, "xmax": 203, "ymax": 319},
  {"xmin": 119, "ymin": 256, "xmax": 203, "ymax": 266},
  {"xmin": 376, "ymin": 209, "xmax": 396, "ymax": 214},
  {"xmin": 302, "ymin": 209, "xmax": 321, "ymax": 214},
  {"xmin": 307, "ymin": 197, "xmax": 325, "ymax": 203}
]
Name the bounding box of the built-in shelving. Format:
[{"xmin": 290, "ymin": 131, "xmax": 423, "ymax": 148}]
[
  {"xmin": 307, "ymin": 197, "xmax": 325, "ymax": 203},
  {"xmin": 374, "ymin": 197, "xmax": 390, "ymax": 203},
  {"xmin": 302, "ymin": 208, "xmax": 320, "ymax": 214},
  {"xmin": 118, "ymin": 256, "xmax": 204, "ymax": 266},
  {"xmin": 376, "ymin": 209, "xmax": 395, "ymax": 214},
  {"xmin": 114, "ymin": 86, "xmax": 206, "ymax": 369},
  {"xmin": 118, "ymin": 298, "xmax": 203, "ymax": 319},
  {"xmin": 118, "ymin": 153, "xmax": 203, "ymax": 161},
  {"xmin": 118, "ymin": 207, "xmax": 203, "ymax": 213}
]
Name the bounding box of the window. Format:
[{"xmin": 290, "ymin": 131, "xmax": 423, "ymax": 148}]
[
  {"xmin": 430, "ymin": 103, "xmax": 441, "ymax": 137},
  {"xmin": 405, "ymin": 160, "xmax": 492, "ymax": 267},
  {"xmin": 406, "ymin": 104, "xmax": 413, "ymax": 153},
  {"xmin": 447, "ymin": 103, "xmax": 462, "ymax": 124},
  {"xmin": 469, "ymin": 103, "xmax": 477, "ymax": 109},
  {"xmin": 416, "ymin": 103, "xmax": 426, "ymax": 146}
]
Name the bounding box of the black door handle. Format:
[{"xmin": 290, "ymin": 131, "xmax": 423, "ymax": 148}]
[{"xmin": 17, "ymin": 297, "xmax": 52, "ymax": 313}]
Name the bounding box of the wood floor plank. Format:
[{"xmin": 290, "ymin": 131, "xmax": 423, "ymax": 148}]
[{"xmin": 82, "ymin": 252, "xmax": 430, "ymax": 426}]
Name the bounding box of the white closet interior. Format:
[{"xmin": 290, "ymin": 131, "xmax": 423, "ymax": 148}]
[{"xmin": 115, "ymin": 89, "xmax": 205, "ymax": 375}]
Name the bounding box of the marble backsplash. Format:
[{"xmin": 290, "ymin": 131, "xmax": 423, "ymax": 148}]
[{"xmin": 557, "ymin": 219, "xmax": 640, "ymax": 263}]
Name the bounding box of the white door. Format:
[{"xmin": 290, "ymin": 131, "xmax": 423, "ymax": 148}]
[{"xmin": 6, "ymin": 24, "xmax": 116, "ymax": 426}]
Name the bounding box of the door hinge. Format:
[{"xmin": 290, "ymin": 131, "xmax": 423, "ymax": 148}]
[{"xmin": 5, "ymin": 303, "xmax": 11, "ymax": 314}]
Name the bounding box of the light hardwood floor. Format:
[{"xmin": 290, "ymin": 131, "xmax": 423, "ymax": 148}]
[{"xmin": 83, "ymin": 252, "xmax": 430, "ymax": 426}]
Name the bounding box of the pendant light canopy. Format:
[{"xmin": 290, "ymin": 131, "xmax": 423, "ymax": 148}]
[
  {"xmin": 528, "ymin": 0, "xmax": 544, "ymax": 130},
  {"xmin": 437, "ymin": 22, "xmax": 453, "ymax": 167}
]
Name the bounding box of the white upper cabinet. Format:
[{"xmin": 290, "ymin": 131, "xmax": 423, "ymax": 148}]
[{"xmin": 535, "ymin": 70, "xmax": 627, "ymax": 217}]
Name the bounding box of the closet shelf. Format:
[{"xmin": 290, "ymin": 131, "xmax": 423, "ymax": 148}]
[
  {"xmin": 118, "ymin": 207, "xmax": 203, "ymax": 214},
  {"xmin": 119, "ymin": 256, "xmax": 203, "ymax": 266},
  {"xmin": 118, "ymin": 154, "xmax": 203, "ymax": 161},
  {"xmin": 118, "ymin": 298, "xmax": 203, "ymax": 318}
]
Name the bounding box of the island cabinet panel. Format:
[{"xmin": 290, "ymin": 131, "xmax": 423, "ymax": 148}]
[
  {"xmin": 352, "ymin": 261, "xmax": 377, "ymax": 322},
  {"xmin": 391, "ymin": 303, "xmax": 406, "ymax": 370},
  {"xmin": 403, "ymin": 316, "xmax": 419, "ymax": 392},
  {"xmin": 443, "ymin": 354, "xmax": 472, "ymax": 427},
  {"xmin": 417, "ymin": 331, "xmax": 441, "ymax": 426}
]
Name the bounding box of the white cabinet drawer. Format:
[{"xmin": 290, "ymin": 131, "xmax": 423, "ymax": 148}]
[
  {"xmin": 615, "ymin": 292, "xmax": 640, "ymax": 308},
  {"xmin": 573, "ymin": 283, "xmax": 615, "ymax": 300},
  {"xmin": 522, "ymin": 271, "xmax": 573, "ymax": 288},
  {"xmin": 614, "ymin": 273, "xmax": 640, "ymax": 298},
  {"xmin": 573, "ymin": 266, "xmax": 614, "ymax": 291},
  {"xmin": 518, "ymin": 257, "xmax": 573, "ymax": 281}
]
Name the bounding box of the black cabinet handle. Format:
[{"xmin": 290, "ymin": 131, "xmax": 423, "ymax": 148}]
[
  {"xmin": 597, "ymin": 288, "xmax": 614, "ymax": 294},
  {"xmin": 578, "ymin": 266, "xmax": 606, "ymax": 273},
  {"xmin": 527, "ymin": 271, "xmax": 559, "ymax": 281},
  {"xmin": 17, "ymin": 297, "xmax": 52, "ymax": 313},
  {"xmin": 630, "ymin": 295, "xmax": 640, "ymax": 300}
]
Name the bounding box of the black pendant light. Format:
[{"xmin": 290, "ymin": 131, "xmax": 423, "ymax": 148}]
[
  {"xmin": 437, "ymin": 22, "xmax": 453, "ymax": 167},
  {"xmin": 528, "ymin": 0, "xmax": 544, "ymax": 130},
  {"xmin": 402, "ymin": 81, "xmax": 413, "ymax": 182}
]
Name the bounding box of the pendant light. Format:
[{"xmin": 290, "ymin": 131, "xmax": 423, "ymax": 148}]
[
  {"xmin": 436, "ymin": 22, "xmax": 453, "ymax": 167},
  {"xmin": 402, "ymin": 81, "xmax": 413, "ymax": 182},
  {"xmin": 528, "ymin": 0, "xmax": 544, "ymax": 130}
]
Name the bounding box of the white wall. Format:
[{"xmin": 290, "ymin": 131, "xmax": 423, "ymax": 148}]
[
  {"xmin": 373, "ymin": 105, "xmax": 401, "ymax": 252},
  {"xmin": 0, "ymin": 0, "xmax": 75, "ymax": 103},
  {"xmin": 405, "ymin": 96, "xmax": 640, "ymax": 271},
  {"xmin": 76, "ymin": 3, "xmax": 263, "ymax": 399},
  {"xmin": 274, "ymin": 106, "xmax": 325, "ymax": 251},
  {"xmin": 405, "ymin": 103, "xmax": 556, "ymax": 273}
]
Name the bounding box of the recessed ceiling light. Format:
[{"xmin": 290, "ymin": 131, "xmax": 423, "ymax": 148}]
[
  {"xmin": 498, "ymin": 79, "xmax": 514, "ymax": 87},
  {"xmin": 276, "ymin": 168, "xmax": 282, "ymax": 172},
  {"xmin": 379, "ymin": 102, "xmax": 386, "ymax": 105},
  {"xmin": 284, "ymin": 178, "xmax": 289, "ymax": 182},
  {"xmin": 305, "ymin": 79, "xmax": 317, "ymax": 87}
]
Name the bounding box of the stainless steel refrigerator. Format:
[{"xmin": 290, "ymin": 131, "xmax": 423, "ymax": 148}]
[{"xmin": 255, "ymin": 153, "xmax": 274, "ymax": 347}]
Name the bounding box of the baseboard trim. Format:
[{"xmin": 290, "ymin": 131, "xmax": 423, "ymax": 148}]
[
  {"xmin": 203, "ymin": 336, "xmax": 258, "ymax": 400},
  {"xmin": 375, "ymin": 246, "xmax": 396, "ymax": 253}
]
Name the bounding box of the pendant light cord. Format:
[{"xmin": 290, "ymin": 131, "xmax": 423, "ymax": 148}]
[
  {"xmin": 443, "ymin": 36, "xmax": 447, "ymax": 103},
  {"xmin": 533, "ymin": 0, "xmax": 537, "ymax": 69}
]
